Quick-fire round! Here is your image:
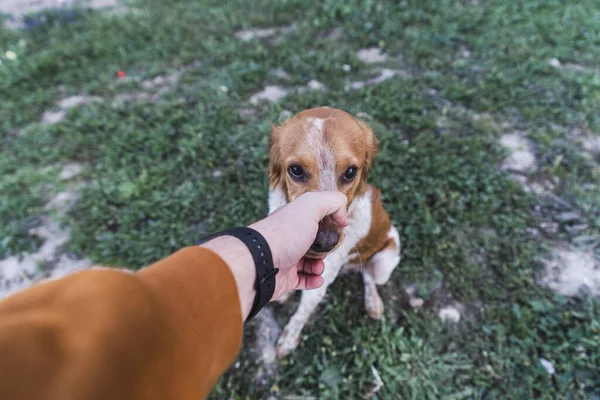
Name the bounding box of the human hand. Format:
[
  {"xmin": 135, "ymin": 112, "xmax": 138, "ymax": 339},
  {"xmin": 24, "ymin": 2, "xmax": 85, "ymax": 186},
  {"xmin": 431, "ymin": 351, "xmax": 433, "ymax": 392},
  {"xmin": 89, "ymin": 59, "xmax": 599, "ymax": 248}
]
[{"xmin": 250, "ymin": 191, "xmax": 348, "ymax": 301}]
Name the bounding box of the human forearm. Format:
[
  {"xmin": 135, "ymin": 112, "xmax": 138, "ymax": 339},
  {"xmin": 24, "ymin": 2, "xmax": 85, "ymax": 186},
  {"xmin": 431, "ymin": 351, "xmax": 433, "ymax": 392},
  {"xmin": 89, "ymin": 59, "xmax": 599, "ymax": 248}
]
[{"xmin": 200, "ymin": 236, "xmax": 256, "ymax": 320}]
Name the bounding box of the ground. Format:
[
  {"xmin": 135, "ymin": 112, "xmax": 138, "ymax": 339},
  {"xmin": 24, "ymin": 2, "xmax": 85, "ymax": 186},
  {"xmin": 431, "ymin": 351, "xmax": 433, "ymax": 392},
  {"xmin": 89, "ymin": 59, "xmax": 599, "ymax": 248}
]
[{"xmin": 1, "ymin": 0, "xmax": 599, "ymax": 398}]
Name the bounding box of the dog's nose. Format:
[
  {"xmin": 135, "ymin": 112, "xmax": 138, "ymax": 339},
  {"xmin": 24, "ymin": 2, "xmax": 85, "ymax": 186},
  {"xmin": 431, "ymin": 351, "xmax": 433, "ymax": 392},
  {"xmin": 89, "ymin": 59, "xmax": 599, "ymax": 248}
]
[{"xmin": 310, "ymin": 231, "xmax": 340, "ymax": 253}]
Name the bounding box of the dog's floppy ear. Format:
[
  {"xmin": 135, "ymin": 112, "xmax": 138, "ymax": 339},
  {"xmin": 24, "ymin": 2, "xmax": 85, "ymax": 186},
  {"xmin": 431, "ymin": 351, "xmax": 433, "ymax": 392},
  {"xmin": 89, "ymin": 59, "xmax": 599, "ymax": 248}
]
[
  {"xmin": 357, "ymin": 119, "xmax": 378, "ymax": 171},
  {"xmin": 268, "ymin": 121, "xmax": 284, "ymax": 188},
  {"xmin": 355, "ymin": 119, "xmax": 378, "ymax": 195}
]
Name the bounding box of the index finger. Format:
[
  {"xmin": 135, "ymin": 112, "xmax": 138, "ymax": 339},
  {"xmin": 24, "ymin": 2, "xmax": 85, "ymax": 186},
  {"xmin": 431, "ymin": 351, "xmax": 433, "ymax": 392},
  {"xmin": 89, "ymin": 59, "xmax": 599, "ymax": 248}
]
[{"xmin": 303, "ymin": 191, "xmax": 349, "ymax": 227}]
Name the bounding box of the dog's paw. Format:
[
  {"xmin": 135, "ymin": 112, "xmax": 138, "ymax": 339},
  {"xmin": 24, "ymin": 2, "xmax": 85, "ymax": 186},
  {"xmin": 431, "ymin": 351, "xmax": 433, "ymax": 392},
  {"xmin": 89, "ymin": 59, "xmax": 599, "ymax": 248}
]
[
  {"xmin": 277, "ymin": 329, "xmax": 300, "ymax": 358},
  {"xmin": 365, "ymin": 291, "xmax": 384, "ymax": 320}
]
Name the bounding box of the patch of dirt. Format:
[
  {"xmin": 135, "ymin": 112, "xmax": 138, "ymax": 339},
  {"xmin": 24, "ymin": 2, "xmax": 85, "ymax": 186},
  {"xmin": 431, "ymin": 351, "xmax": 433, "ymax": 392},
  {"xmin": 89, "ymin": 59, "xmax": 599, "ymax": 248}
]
[
  {"xmin": 0, "ymin": 0, "xmax": 68, "ymax": 16},
  {"xmin": 0, "ymin": 164, "xmax": 91, "ymax": 299},
  {"xmin": 87, "ymin": 0, "xmax": 118, "ymax": 8},
  {"xmin": 500, "ymin": 132, "xmax": 536, "ymax": 172},
  {"xmin": 249, "ymin": 79, "xmax": 327, "ymax": 105},
  {"xmin": 305, "ymin": 79, "xmax": 324, "ymax": 91},
  {"xmin": 140, "ymin": 71, "xmax": 182, "ymax": 90},
  {"xmin": 7, "ymin": 0, "xmax": 121, "ymax": 14},
  {"xmin": 0, "ymin": 213, "xmax": 91, "ymax": 299},
  {"xmin": 237, "ymin": 107, "xmax": 259, "ymax": 121},
  {"xmin": 42, "ymin": 95, "xmax": 103, "ymax": 124},
  {"xmin": 41, "ymin": 109, "xmax": 67, "ymax": 124},
  {"xmin": 540, "ymin": 247, "xmax": 600, "ymax": 298},
  {"xmin": 40, "ymin": 71, "xmax": 183, "ymax": 119},
  {"xmin": 347, "ymin": 68, "xmax": 407, "ymax": 90},
  {"xmin": 255, "ymin": 307, "xmax": 281, "ymax": 364},
  {"xmin": 58, "ymin": 95, "xmax": 102, "ymax": 108},
  {"xmin": 564, "ymin": 63, "xmax": 600, "ymax": 77},
  {"xmin": 582, "ymin": 136, "xmax": 600, "ymax": 153},
  {"xmin": 234, "ymin": 24, "xmax": 296, "ymax": 43},
  {"xmin": 250, "ymin": 86, "xmax": 290, "ymax": 104},
  {"xmin": 59, "ymin": 162, "xmax": 85, "ymax": 180},
  {"xmin": 232, "ymin": 307, "xmax": 284, "ymax": 394},
  {"xmin": 0, "ymin": 0, "xmax": 123, "ymax": 29},
  {"xmin": 271, "ymin": 68, "xmax": 291, "ymax": 81},
  {"xmin": 235, "ymin": 27, "xmax": 277, "ymax": 42},
  {"xmin": 114, "ymin": 70, "xmax": 183, "ymax": 104},
  {"xmin": 548, "ymin": 58, "xmax": 600, "ymax": 77},
  {"xmin": 113, "ymin": 91, "xmax": 153, "ymax": 103},
  {"xmin": 297, "ymin": 80, "xmax": 326, "ymax": 94},
  {"xmin": 356, "ymin": 48, "xmax": 387, "ymax": 64}
]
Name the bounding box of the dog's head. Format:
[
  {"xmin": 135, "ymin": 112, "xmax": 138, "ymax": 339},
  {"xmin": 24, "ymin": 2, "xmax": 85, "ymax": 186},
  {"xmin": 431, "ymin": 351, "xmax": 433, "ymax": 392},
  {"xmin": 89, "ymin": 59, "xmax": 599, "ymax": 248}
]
[{"xmin": 268, "ymin": 107, "xmax": 377, "ymax": 259}]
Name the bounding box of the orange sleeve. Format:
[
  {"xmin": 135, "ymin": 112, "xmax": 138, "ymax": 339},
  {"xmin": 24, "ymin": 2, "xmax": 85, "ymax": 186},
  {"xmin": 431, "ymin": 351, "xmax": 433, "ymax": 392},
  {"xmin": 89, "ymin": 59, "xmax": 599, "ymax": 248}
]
[{"xmin": 0, "ymin": 247, "xmax": 243, "ymax": 400}]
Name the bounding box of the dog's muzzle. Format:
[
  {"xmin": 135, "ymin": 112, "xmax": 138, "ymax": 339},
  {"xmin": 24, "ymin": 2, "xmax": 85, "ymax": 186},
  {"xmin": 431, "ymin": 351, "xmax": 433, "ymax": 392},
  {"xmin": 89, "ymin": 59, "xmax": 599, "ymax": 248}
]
[{"xmin": 310, "ymin": 230, "xmax": 340, "ymax": 253}]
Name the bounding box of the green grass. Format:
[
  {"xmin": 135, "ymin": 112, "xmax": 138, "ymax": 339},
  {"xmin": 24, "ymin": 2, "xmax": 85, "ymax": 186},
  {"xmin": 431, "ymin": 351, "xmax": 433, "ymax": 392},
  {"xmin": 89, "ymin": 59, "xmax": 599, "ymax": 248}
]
[{"xmin": 1, "ymin": 0, "xmax": 599, "ymax": 398}]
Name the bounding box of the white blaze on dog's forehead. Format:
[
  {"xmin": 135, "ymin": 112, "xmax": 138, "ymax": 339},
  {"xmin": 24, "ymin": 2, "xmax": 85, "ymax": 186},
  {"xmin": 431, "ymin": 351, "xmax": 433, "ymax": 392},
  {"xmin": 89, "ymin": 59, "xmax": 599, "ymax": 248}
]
[
  {"xmin": 318, "ymin": 148, "xmax": 337, "ymax": 191},
  {"xmin": 305, "ymin": 117, "xmax": 336, "ymax": 190},
  {"xmin": 305, "ymin": 117, "xmax": 324, "ymax": 133},
  {"xmin": 305, "ymin": 117, "xmax": 325, "ymax": 149}
]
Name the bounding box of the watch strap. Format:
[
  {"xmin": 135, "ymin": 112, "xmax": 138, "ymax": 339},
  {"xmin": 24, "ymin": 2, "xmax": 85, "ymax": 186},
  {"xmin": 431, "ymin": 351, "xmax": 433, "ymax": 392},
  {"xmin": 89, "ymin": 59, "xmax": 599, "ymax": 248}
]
[{"xmin": 197, "ymin": 227, "xmax": 278, "ymax": 320}]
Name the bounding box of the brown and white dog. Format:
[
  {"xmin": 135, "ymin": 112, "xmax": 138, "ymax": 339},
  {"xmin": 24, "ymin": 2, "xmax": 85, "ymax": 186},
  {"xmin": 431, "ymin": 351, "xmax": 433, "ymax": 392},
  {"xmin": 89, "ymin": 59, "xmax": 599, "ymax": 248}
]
[{"xmin": 268, "ymin": 106, "xmax": 401, "ymax": 357}]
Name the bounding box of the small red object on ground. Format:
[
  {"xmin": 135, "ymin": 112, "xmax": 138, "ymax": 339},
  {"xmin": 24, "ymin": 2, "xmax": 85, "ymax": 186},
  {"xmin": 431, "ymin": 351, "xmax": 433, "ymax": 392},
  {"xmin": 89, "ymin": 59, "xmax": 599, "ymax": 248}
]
[{"xmin": 117, "ymin": 70, "xmax": 126, "ymax": 79}]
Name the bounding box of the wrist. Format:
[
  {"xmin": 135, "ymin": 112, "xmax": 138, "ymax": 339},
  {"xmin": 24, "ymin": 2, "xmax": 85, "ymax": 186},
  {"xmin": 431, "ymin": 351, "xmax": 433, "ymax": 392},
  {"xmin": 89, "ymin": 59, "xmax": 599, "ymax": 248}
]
[
  {"xmin": 200, "ymin": 236, "xmax": 256, "ymax": 320},
  {"xmin": 248, "ymin": 221, "xmax": 281, "ymax": 268}
]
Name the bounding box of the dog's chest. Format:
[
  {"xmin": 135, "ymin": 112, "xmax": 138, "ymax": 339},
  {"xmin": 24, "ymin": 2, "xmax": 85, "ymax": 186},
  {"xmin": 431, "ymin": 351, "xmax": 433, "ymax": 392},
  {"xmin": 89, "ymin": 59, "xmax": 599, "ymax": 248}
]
[
  {"xmin": 320, "ymin": 189, "xmax": 373, "ymax": 277},
  {"xmin": 339, "ymin": 188, "xmax": 373, "ymax": 255}
]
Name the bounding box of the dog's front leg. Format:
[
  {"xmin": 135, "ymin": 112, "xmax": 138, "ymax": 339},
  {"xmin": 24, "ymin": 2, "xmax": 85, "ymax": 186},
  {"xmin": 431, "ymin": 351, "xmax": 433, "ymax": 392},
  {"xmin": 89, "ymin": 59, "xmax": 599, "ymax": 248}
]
[
  {"xmin": 277, "ymin": 254, "xmax": 345, "ymax": 358},
  {"xmin": 276, "ymin": 285, "xmax": 327, "ymax": 358}
]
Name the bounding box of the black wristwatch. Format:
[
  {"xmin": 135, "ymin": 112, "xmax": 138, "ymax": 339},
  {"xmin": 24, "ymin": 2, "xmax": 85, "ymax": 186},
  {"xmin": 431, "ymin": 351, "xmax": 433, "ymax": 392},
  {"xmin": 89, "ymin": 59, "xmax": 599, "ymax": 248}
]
[{"xmin": 197, "ymin": 227, "xmax": 279, "ymax": 320}]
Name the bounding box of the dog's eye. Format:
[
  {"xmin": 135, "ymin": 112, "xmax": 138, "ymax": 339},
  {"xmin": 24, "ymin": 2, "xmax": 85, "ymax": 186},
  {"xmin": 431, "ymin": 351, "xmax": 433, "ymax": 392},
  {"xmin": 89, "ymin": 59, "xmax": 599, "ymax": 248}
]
[
  {"xmin": 343, "ymin": 167, "xmax": 358, "ymax": 182},
  {"xmin": 288, "ymin": 164, "xmax": 305, "ymax": 179}
]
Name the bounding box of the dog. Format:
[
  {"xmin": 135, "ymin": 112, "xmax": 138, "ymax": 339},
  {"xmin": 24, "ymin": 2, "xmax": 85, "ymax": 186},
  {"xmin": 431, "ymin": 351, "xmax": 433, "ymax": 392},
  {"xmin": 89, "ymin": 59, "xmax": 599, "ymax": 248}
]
[{"xmin": 267, "ymin": 106, "xmax": 401, "ymax": 357}]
